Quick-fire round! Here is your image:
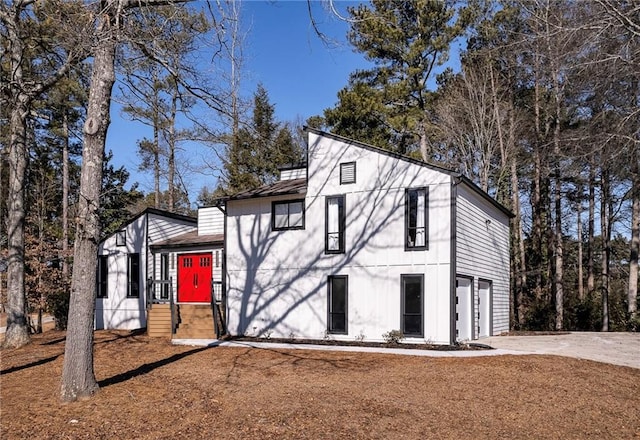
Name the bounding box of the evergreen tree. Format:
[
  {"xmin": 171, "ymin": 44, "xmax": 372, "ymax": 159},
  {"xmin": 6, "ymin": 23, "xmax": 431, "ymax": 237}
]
[
  {"xmin": 100, "ymin": 151, "xmax": 144, "ymax": 237},
  {"xmin": 219, "ymin": 84, "xmax": 303, "ymax": 194},
  {"xmin": 324, "ymin": 0, "xmax": 478, "ymax": 159}
]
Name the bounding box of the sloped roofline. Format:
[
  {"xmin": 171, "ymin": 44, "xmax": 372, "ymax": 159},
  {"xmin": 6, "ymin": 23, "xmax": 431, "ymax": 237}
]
[
  {"xmin": 99, "ymin": 207, "xmax": 197, "ymax": 244},
  {"xmin": 303, "ymin": 127, "xmax": 514, "ymax": 218},
  {"xmin": 219, "ymin": 178, "xmax": 307, "ymax": 202}
]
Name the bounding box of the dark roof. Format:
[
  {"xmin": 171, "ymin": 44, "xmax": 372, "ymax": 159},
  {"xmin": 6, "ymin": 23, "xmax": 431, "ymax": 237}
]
[
  {"xmin": 303, "ymin": 127, "xmax": 514, "ymax": 218},
  {"xmin": 99, "ymin": 207, "xmax": 197, "ymax": 244},
  {"xmin": 303, "ymin": 126, "xmax": 458, "ymax": 176},
  {"xmin": 278, "ymin": 163, "xmax": 307, "ymax": 171},
  {"xmin": 226, "ymin": 178, "xmax": 307, "ymax": 201},
  {"xmin": 150, "ymin": 231, "xmax": 224, "ymax": 250}
]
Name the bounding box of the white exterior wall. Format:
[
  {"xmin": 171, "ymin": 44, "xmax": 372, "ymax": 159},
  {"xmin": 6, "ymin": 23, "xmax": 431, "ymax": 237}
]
[
  {"xmin": 96, "ymin": 212, "xmax": 196, "ymax": 330},
  {"xmin": 227, "ymin": 133, "xmax": 454, "ymax": 343},
  {"xmin": 280, "ymin": 167, "xmax": 306, "ymax": 180},
  {"xmin": 455, "ymin": 183, "xmax": 511, "ymax": 337},
  {"xmin": 96, "ymin": 215, "xmax": 147, "ymax": 330},
  {"xmin": 197, "ymin": 207, "xmax": 224, "ymax": 235}
]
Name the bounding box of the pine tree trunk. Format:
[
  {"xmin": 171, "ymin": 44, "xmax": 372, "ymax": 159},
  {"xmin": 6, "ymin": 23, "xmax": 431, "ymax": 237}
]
[
  {"xmin": 601, "ymin": 169, "xmax": 610, "ymax": 332},
  {"xmin": 551, "ymin": 56, "xmax": 563, "ymax": 331},
  {"xmin": 154, "ymin": 122, "xmax": 160, "ymax": 209},
  {"xmin": 577, "ymin": 201, "xmax": 584, "ymax": 301},
  {"xmin": 628, "ymin": 152, "xmax": 639, "ymax": 321},
  {"xmin": 511, "ymin": 154, "xmax": 526, "ymax": 327},
  {"xmin": 5, "ymin": 100, "xmax": 30, "ymax": 348},
  {"xmin": 60, "ymin": 5, "xmax": 118, "ymax": 402},
  {"xmin": 587, "ymin": 163, "xmax": 596, "ymax": 295},
  {"xmin": 167, "ymin": 85, "xmax": 177, "ymax": 212},
  {"xmin": 153, "ymin": 78, "xmax": 161, "ymax": 209},
  {"xmin": 4, "ymin": 42, "xmax": 30, "ymax": 348},
  {"xmin": 554, "ymin": 171, "xmax": 563, "ymax": 330},
  {"xmin": 62, "ymin": 110, "xmax": 70, "ymax": 277}
]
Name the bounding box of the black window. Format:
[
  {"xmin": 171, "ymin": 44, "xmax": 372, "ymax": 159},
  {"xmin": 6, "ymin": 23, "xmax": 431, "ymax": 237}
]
[
  {"xmin": 272, "ymin": 199, "xmax": 305, "ymax": 230},
  {"xmin": 340, "ymin": 162, "xmax": 356, "ymax": 184},
  {"xmin": 97, "ymin": 255, "xmax": 108, "ymax": 298},
  {"xmin": 328, "ymin": 275, "xmax": 348, "ymax": 334},
  {"xmin": 160, "ymin": 253, "xmax": 169, "ymax": 300},
  {"xmin": 405, "ymin": 187, "xmax": 428, "ymax": 250},
  {"xmin": 401, "ymin": 274, "xmax": 423, "ymax": 337},
  {"xmin": 325, "ymin": 195, "xmax": 345, "ymax": 254},
  {"xmin": 116, "ymin": 230, "xmax": 126, "ymax": 246},
  {"xmin": 127, "ymin": 253, "xmax": 140, "ymax": 298}
]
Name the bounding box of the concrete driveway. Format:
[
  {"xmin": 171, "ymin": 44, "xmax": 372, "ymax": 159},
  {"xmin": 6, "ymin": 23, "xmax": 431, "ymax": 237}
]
[{"xmin": 483, "ymin": 332, "xmax": 640, "ymax": 369}]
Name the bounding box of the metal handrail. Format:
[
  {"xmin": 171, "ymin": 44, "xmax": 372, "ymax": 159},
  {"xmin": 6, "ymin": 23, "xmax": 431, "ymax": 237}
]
[
  {"xmin": 169, "ymin": 276, "xmax": 175, "ymax": 334},
  {"xmin": 211, "ymin": 281, "xmax": 223, "ymax": 338},
  {"xmin": 147, "ymin": 277, "xmax": 175, "ymax": 335}
]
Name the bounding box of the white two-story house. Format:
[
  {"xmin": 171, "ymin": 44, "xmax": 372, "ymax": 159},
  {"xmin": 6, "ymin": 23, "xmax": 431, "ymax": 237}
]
[{"xmin": 224, "ymin": 128, "xmax": 512, "ymax": 344}]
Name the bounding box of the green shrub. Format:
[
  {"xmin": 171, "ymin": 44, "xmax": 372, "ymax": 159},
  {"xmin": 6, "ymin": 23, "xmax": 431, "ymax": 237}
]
[{"xmin": 382, "ymin": 329, "xmax": 404, "ymax": 344}]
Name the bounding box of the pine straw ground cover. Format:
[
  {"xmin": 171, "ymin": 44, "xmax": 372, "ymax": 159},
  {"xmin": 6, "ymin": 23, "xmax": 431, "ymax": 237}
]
[{"xmin": 1, "ymin": 331, "xmax": 639, "ymax": 439}]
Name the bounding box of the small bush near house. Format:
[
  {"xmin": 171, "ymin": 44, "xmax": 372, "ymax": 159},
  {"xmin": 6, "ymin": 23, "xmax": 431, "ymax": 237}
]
[{"xmin": 382, "ymin": 329, "xmax": 404, "ymax": 344}]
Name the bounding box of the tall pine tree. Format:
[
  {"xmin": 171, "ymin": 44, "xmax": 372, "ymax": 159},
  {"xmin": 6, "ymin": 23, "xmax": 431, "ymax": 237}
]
[
  {"xmin": 324, "ymin": 0, "xmax": 478, "ymax": 159},
  {"xmin": 217, "ymin": 84, "xmax": 303, "ymax": 195}
]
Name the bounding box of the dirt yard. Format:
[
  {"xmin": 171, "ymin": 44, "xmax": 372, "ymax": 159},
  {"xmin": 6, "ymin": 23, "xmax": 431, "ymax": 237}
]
[{"xmin": 2, "ymin": 330, "xmax": 639, "ymax": 439}]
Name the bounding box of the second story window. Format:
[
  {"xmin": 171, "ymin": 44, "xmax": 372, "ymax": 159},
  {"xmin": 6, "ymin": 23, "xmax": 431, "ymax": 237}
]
[
  {"xmin": 325, "ymin": 195, "xmax": 345, "ymax": 254},
  {"xmin": 272, "ymin": 199, "xmax": 305, "ymax": 230},
  {"xmin": 405, "ymin": 187, "xmax": 428, "ymax": 250}
]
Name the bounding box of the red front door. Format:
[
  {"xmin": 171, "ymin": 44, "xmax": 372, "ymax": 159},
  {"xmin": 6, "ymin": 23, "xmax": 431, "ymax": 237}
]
[{"xmin": 177, "ymin": 253, "xmax": 212, "ymax": 302}]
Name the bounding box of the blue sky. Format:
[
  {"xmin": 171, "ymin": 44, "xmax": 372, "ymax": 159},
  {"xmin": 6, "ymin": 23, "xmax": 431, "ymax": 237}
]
[
  {"xmin": 106, "ymin": 1, "xmax": 368, "ymax": 202},
  {"xmin": 105, "ymin": 1, "xmax": 462, "ymax": 205}
]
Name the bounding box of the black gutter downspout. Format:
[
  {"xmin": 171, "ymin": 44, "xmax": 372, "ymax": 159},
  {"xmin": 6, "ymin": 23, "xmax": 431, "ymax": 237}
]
[
  {"xmin": 450, "ymin": 175, "xmax": 462, "ymax": 345},
  {"xmin": 215, "ymin": 202, "xmax": 228, "ymax": 336}
]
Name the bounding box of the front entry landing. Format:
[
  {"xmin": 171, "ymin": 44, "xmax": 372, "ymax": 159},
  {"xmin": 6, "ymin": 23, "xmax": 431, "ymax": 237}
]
[{"xmin": 177, "ymin": 253, "xmax": 212, "ymax": 302}]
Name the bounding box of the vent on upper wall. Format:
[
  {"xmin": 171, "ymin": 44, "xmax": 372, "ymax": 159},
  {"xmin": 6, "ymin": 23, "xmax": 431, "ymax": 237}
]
[{"xmin": 340, "ymin": 162, "xmax": 356, "ymax": 185}]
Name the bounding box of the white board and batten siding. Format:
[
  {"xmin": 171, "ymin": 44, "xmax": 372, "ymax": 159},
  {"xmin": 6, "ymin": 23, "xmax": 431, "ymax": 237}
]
[
  {"xmin": 280, "ymin": 167, "xmax": 306, "ymax": 181},
  {"xmin": 455, "ymin": 183, "xmax": 511, "ymax": 337},
  {"xmin": 96, "ymin": 210, "xmax": 197, "ymax": 330},
  {"xmin": 147, "ymin": 213, "xmax": 198, "ymax": 301},
  {"xmin": 147, "ymin": 213, "xmax": 197, "ymax": 244},
  {"xmin": 96, "ymin": 214, "xmax": 148, "ymax": 330},
  {"xmin": 227, "ymin": 132, "xmax": 456, "ymax": 344},
  {"xmin": 197, "ymin": 206, "xmax": 224, "ymax": 236}
]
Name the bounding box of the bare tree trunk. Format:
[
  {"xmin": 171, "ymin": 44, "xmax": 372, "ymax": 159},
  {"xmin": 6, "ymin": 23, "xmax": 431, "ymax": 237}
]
[
  {"xmin": 4, "ymin": 87, "xmax": 30, "ymax": 349},
  {"xmin": 62, "ymin": 110, "xmax": 70, "ymax": 277},
  {"xmin": 532, "ymin": 45, "xmax": 548, "ymax": 304},
  {"xmin": 550, "ymin": 45, "xmax": 563, "ymax": 331},
  {"xmin": 419, "ymin": 121, "xmax": 429, "ymax": 162},
  {"xmin": 167, "ymin": 85, "xmax": 177, "ymax": 212},
  {"xmin": 2, "ymin": 7, "xmax": 32, "ymax": 348},
  {"xmin": 577, "ymin": 199, "xmax": 584, "ymax": 301},
  {"xmin": 511, "ymin": 154, "xmax": 526, "ymax": 327},
  {"xmin": 554, "ymin": 172, "xmax": 563, "ymax": 330},
  {"xmin": 587, "ymin": 163, "xmax": 596, "ymax": 295},
  {"xmin": 152, "ymin": 74, "xmax": 161, "ymax": 209},
  {"xmin": 61, "ymin": 5, "xmax": 118, "ymax": 402},
  {"xmin": 4, "ymin": 26, "xmax": 30, "ymax": 348},
  {"xmin": 629, "ymin": 151, "xmax": 639, "ymax": 321},
  {"xmin": 154, "ymin": 122, "xmax": 160, "ymax": 209},
  {"xmin": 601, "ymin": 168, "xmax": 610, "ymax": 332}
]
